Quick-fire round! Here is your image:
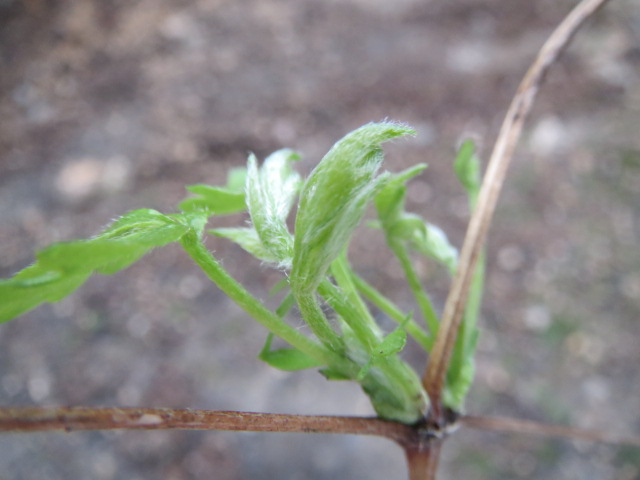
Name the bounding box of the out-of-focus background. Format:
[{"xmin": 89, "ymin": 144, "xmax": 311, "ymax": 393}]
[{"xmin": 1, "ymin": 0, "xmax": 639, "ymax": 478}]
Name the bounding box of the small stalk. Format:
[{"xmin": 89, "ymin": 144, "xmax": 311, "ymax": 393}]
[
  {"xmin": 294, "ymin": 291, "xmax": 344, "ymax": 352},
  {"xmin": 318, "ymin": 279, "xmax": 381, "ymax": 351},
  {"xmin": 351, "ymin": 272, "xmax": 432, "ymax": 351},
  {"xmin": 330, "ymin": 251, "xmax": 383, "ymax": 341},
  {"xmin": 180, "ymin": 232, "xmax": 342, "ymax": 366},
  {"xmin": 390, "ymin": 240, "xmax": 439, "ymax": 336}
]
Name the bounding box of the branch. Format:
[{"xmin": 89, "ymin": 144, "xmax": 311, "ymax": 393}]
[
  {"xmin": 0, "ymin": 406, "xmax": 413, "ymax": 444},
  {"xmin": 461, "ymin": 414, "xmax": 640, "ymax": 447},
  {"xmin": 421, "ymin": 0, "xmax": 611, "ymax": 422}
]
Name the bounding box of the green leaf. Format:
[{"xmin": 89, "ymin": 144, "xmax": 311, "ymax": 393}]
[
  {"xmin": 356, "ymin": 321, "xmax": 409, "ymax": 380},
  {"xmin": 374, "ymin": 164, "xmax": 427, "ymax": 228},
  {"xmin": 443, "ymin": 328, "xmax": 478, "ymax": 409},
  {"xmin": 246, "ymin": 149, "xmax": 301, "ymax": 266},
  {"xmin": 0, "ymin": 209, "xmax": 203, "ymax": 323},
  {"xmin": 454, "ymin": 139, "xmax": 481, "ymax": 208},
  {"xmin": 409, "ymin": 221, "xmax": 458, "ymax": 275},
  {"xmin": 179, "ymin": 167, "xmax": 247, "ymax": 214},
  {"xmin": 319, "ymin": 367, "xmax": 352, "ymax": 380},
  {"xmin": 259, "ymin": 334, "xmax": 324, "ymax": 371},
  {"xmin": 210, "ymin": 227, "xmax": 279, "ymax": 264},
  {"xmin": 225, "ymin": 167, "xmax": 249, "ymax": 192},
  {"xmin": 374, "ymin": 323, "xmax": 407, "ymax": 357},
  {"xmin": 291, "ymin": 122, "xmax": 415, "ymax": 293},
  {"xmin": 374, "ymin": 168, "xmax": 458, "ymax": 274}
]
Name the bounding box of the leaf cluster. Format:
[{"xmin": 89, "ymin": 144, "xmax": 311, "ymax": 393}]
[{"xmin": 0, "ymin": 122, "xmax": 484, "ymax": 423}]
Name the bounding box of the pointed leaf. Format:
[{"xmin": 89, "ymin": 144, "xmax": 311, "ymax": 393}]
[
  {"xmin": 258, "ymin": 333, "xmax": 324, "ymax": 371},
  {"xmin": 375, "ymin": 164, "xmax": 427, "ymax": 227},
  {"xmin": 210, "ymin": 227, "xmax": 279, "ymax": 263},
  {"xmin": 246, "ymin": 149, "xmax": 300, "ymax": 266},
  {"xmin": 179, "ymin": 168, "xmax": 247, "ymax": 214},
  {"xmin": 409, "ymin": 221, "xmax": 458, "ymax": 274},
  {"xmin": 291, "ymin": 122, "xmax": 415, "ymax": 293},
  {"xmin": 374, "ymin": 325, "xmax": 407, "ymax": 357},
  {"xmin": 0, "ymin": 209, "xmax": 203, "ymax": 322},
  {"xmin": 454, "ymin": 139, "xmax": 481, "ymax": 207},
  {"xmin": 259, "ymin": 347, "xmax": 324, "ymax": 371},
  {"xmin": 374, "ymin": 167, "xmax": 458, "ymax": 273}
]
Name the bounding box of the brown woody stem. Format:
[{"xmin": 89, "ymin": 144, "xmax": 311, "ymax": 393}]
[
  {"xmin": 421, "ymin": 0, "xmax": 611, "ymax": 423},
  {"xmin": 461, "ymin": 415, "xmax": 640, "ymax": 447},
  {"xmin": 0, "ymin": 406, "xmax": 412, "ymax": 442}
]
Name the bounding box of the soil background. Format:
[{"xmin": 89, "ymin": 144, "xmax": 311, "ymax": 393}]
[{"xmin": 1, "ymin": 0, "xmax": 639, "ymax": 479}]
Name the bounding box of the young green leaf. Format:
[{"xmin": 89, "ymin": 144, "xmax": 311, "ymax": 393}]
[
  {"xmin": 443, "ymin": 327, "xmax": 479, "ymax": 409},
  {"xmin": 0, "ymin": 209, "xmax": 205, "ymax": 323},
  {"xmin": 291, "ymin": 122, "xmax": 415, "ymax": 294},
  {"xmin": 373, "ymin": 167, "xmax": 442, "ymax": 336},
  {"xmin": 259, "ymin": 334, "xmax": 324, "ymax": 371},
  {"xmin": 210, "ymin": 227, "xmax": 279, "ymax": 264},
  {"xmin": 374, "ymin": 164, "xmax": 427, "ymax": 229},
  {"xmin": 375, "ymin": 322, "xmax": 408, "ymax": 357},
  {"xmin": 443, "ymin": 140, "xmax": 485, "ymax": 410},
  {"xmin": 179, "ymin": 167, "xmax": 247, "ymax": 214},
  {"xmin": 454, "ymin": 139, "xmax": 481, "ymax": 208},
  {"xmin": 225, "ymin": 167, "xmax": 249, "ymax": 192},
  {"xmin": 409, "ymin": 221, "xmax": 458, "ymax": 275},
  {"xmin": 246, "ymin": 149, "xmax": 301, "ymax": 266},
  {"xmin": 373, "ymin": 167, "xmax": 458, "ymax": 274}
]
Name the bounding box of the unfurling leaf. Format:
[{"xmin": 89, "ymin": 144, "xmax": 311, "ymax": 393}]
[
  {"xmin": 291, "ymin": 122, "xmax": 415, "ymax": 294},
  {"xmin": 454, "ymin": 139, "xmax": 481, "ymax": 208},
  {"xmin": 179, "ymin": 167, "xmax": 247, "ymax": 214},
  {"xmin": 374, "ymin": 167, "xmax": 458, "ymax": 273},
  {"xmin": 410, "ymin": 221, "xmax": 458, "ymax": 274},
  {"xmin": 246, "ymin": 149, "xmax": 301, "ymax": 266},
  {"xmin": 210, "ymin": 227, "xmax": 279, "ymax": 264}
]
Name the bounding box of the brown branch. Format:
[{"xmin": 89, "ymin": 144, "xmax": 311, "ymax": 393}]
[
  {"xmin": 405, "ymin": 439, "xmax": 443, "ymax": 480},
  {"xmin": 421, "ymin": 0, "xmax": 611, "ymax": 423},
  {"xmin": 461, "ymin": 414, "xmax": 640, "ymax": 448},
  {"xmin": 0, "ymin": 406, "xmax": 413, "ymax": 444}
]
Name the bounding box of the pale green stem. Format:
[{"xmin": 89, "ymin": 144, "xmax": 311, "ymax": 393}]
[
  {"xmin": 350, "ymin": 273, "xmax": 432, "ymax": 351},
  {"xmin": 390, "ymin": 240, "xmax": 440, "ymax": 336},
  {"xmin": 318, "ymin": 279, "xmax": 380, "ymax": 352},
  {"xmin": 294, "ymin": 292, "xmax": 344, "ymax": 352},
  {"xmin": 180, "ymin": 232, "xmax": 341, "ymax": 366},
  {"xmin": 330, "ymin": 252, "xmax": 383, "ymax": 337}
]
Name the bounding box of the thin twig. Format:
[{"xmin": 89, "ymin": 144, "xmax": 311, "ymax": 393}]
[
  {"xmin": 421, "ymin": 0, "xmax": 611, "ymax": 423},
  {"xmin": 461, "ymin": 415, "xmax": 640, "ymax": 447},
  {"xmin": 0, "ymin": 406, "xmax": 413, "ymax": 443}
]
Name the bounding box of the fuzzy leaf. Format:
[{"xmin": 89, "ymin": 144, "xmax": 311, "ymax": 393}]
[
  {"xmin": 260, "ymin": 348, "xmax": 323, "ymax": 371},
  {"xmin": 246, "ymin": 149, "xmax": 300, "ymax": 265},
  {"xmin": 374, "ymin": 167, "xmax": 458, "ymax": 273},
  {"xmin": 291, "ymin": 122, "xmax": 415, "ymax": 293},
  {"xmin": 409, "ymin": 221, "xmax": 458, "ymax": 274},
  {"xmin": 0, "ymin": 209, "xmax": 204, "ymax": 322},
  {"xmin": 374, "ymin": 324, "xmax": 407, "ymax": 357},
  {"xmin": 210, "ymin": 227, "xmax": 279, "ymax": 264},
  {"xmin": 454, "ymin": 139, "xmax": 481, "ymax": 207},
  {"xmin": 443, "ymin": 328, "xmax": 478, "ymax": 409},
  {"xmin": 179, "ymin": 168, "xmax": 247, "ymax": 214},
  {"xmin": 374, "ymin": 164, "xmax": 427, "ymax": 228},
  {"xmin": 258, "ymin": 333, "xmax": 324, "ymax": 371}
]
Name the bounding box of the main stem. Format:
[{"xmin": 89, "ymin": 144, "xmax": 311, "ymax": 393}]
[{"xmin": 405, "ymin": 440, "xmax": 442, "ymax": 480}]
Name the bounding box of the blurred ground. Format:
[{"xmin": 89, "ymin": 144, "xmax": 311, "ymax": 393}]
[{"xmin": 1, "ymin": 0, "xmax": 639, "ymax": 478}]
